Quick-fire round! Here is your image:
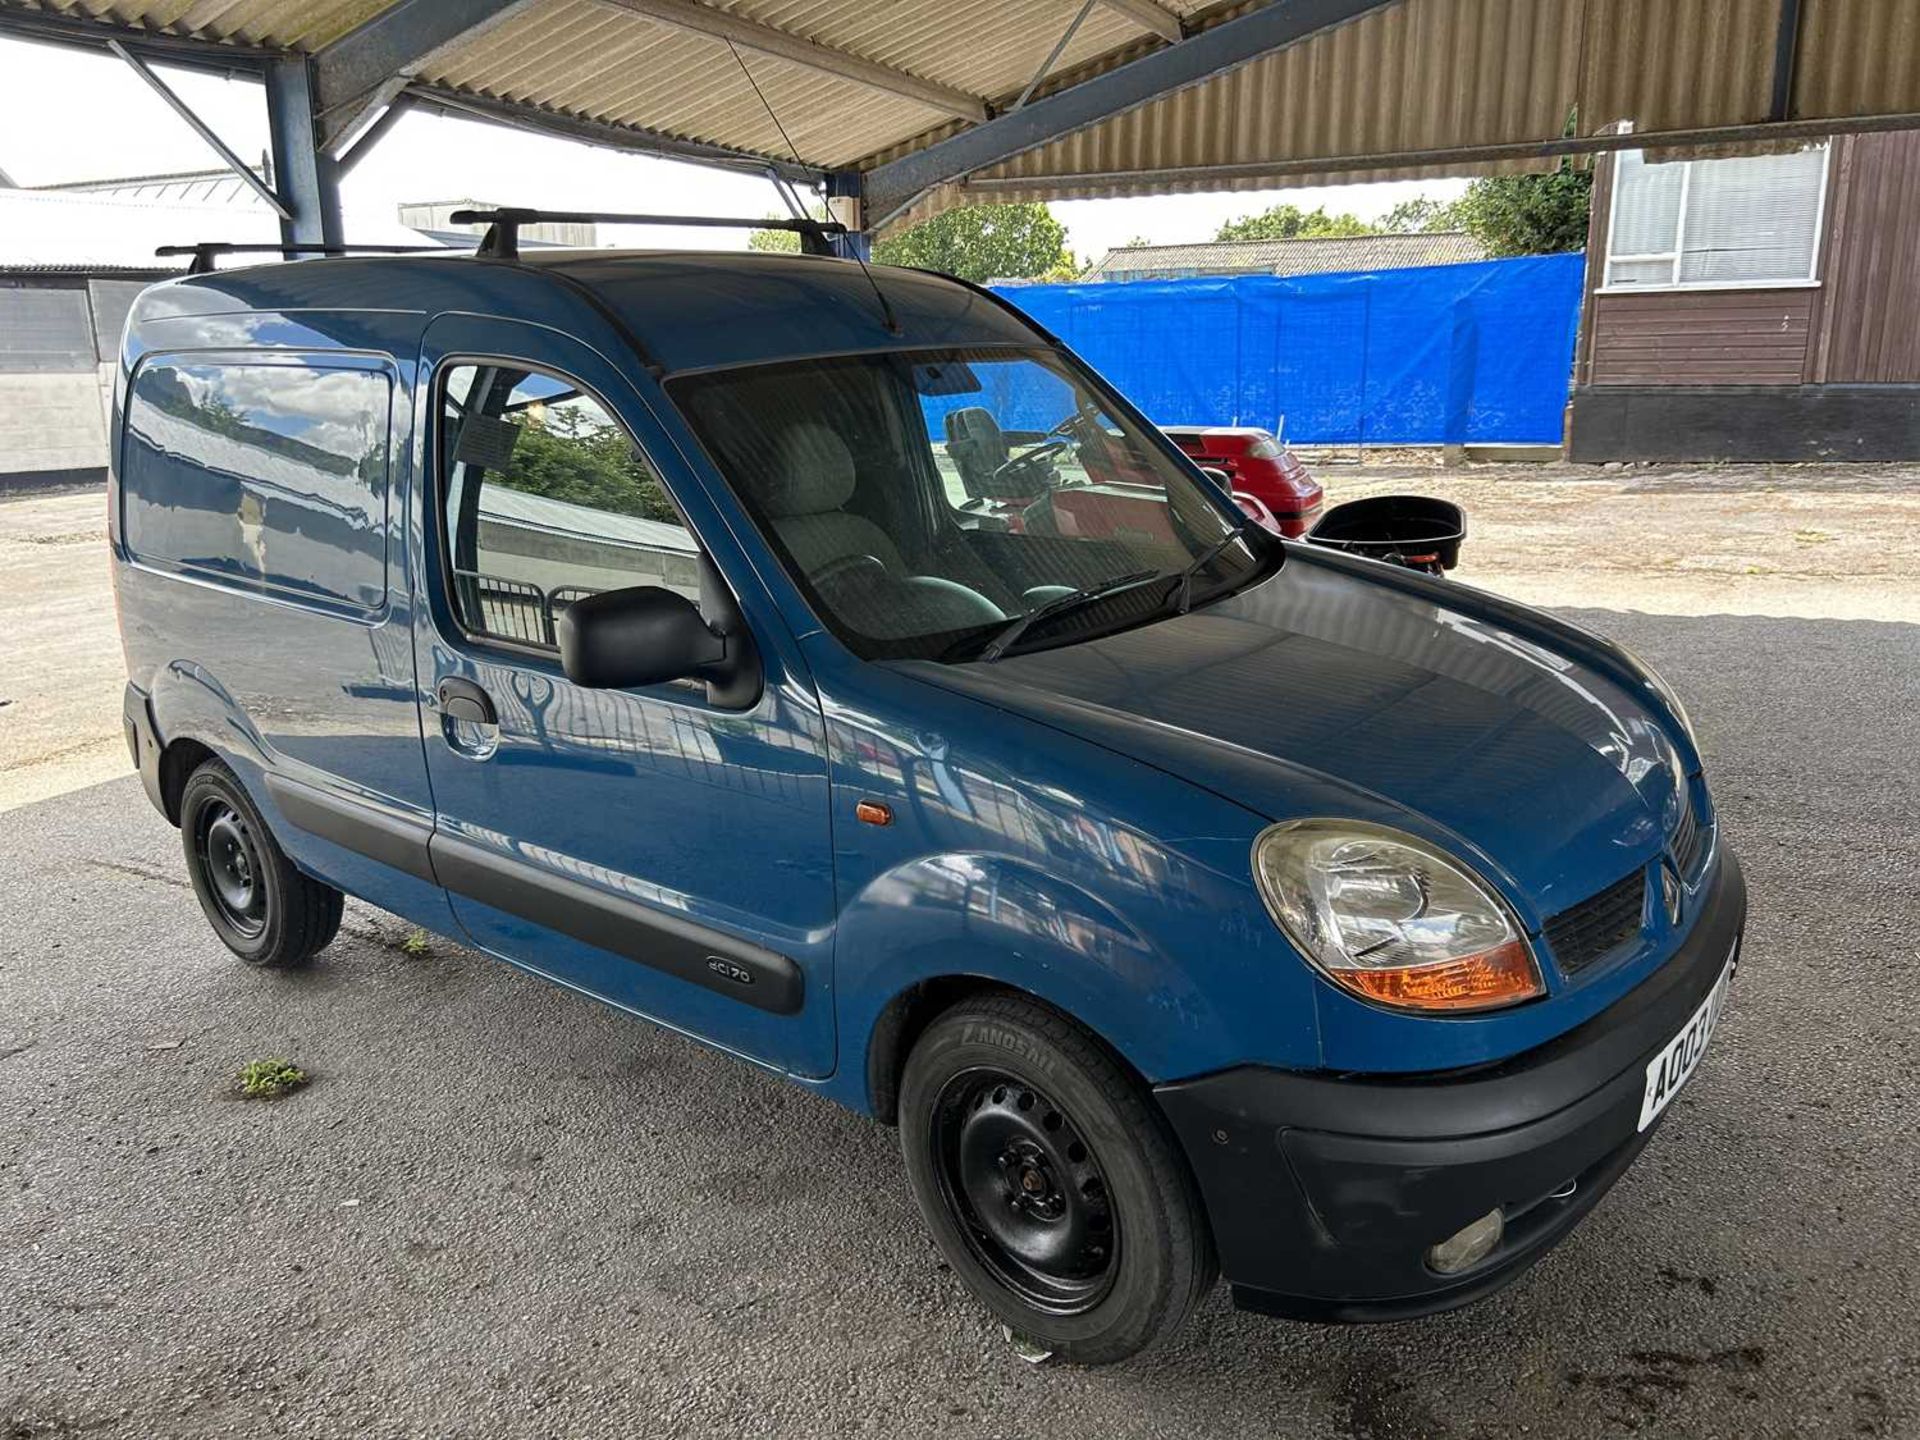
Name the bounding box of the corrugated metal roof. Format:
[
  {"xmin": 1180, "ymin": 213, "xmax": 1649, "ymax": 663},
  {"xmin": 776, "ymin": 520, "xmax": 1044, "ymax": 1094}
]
[
  {"xmin": 36, "ymin": 168, "xmax": 267, "ymax": 206},
  {"xmin": 32, "ymin": 0, "xmax": 389, "ymax": 50},
  {"xmin": 10, "ymin": 0, "xmax": 1920, "ymax": 227},
  {"xmin": 947, "ymin": 0, "xmax": 1593, "ymax": 206},
  {"xmin": 1086, "ymin": 231, "xmax": 1486, "ymax": 279},
  {"xmin": 481, "ymin": 483, "xmax": 698, "ymax": 552},
  {"xmin": 0, "ymin": 262, "xmax": 178, "ymax": 276}
]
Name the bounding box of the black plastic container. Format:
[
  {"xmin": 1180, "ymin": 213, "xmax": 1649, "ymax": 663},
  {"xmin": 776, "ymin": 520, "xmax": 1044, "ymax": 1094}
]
[{"xmin": 1307, "ymin": 495, "xmax": 1465, "ymax": 575}]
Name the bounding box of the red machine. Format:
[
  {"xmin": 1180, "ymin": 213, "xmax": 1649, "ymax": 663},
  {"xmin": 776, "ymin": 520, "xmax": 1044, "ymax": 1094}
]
[{"xmin": 1161, "ymin": 425, "xmax": 1324, "ymax": 537}]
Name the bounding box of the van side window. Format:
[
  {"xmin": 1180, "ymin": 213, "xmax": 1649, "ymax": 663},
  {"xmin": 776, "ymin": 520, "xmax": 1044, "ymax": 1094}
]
[
  {"xmin": 436, "ymin": 363, "xmax": 699, "ymax": 650},
  {"xmin": 121, "ymin": 359, "xmax": 391, "ymax": 612}
]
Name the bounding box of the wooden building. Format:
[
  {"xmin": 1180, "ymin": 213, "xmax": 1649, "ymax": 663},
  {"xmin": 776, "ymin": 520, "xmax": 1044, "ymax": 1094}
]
[{"xmin": 1569, "ymin": 130, "xmax": 1920, "ymax": 462}]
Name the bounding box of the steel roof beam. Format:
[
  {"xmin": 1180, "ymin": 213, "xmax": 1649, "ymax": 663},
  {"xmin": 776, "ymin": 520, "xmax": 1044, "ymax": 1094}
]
[
  {"xmin": 863, "ymin": 0, "xmax": 1405, "ymax": 227},
  {"xmin": 1098, "ymin": 0, "xmax": 1186, "ymax": 43},
  {"xmin": 962, "ymin": 109, "xmax": 1920, "ymax": 194},
  {"xmin": 313, "ymin": 0, "xmax": 539, "ymax": 153},
  {"xmin": 1769, "ymin": 0, "xmax": 1804, "ymax": 122},
  {"xmin": 335, "ymin": 93, "xmax": 412, "ymax": 177},
  {"xmin": 106, "ymin": 38, "xmax": 292, "ymax": 220},
  {"xmin": 403, "ymin": 83, "xmax": 827, "ymax": 185},
  {"xmin": 592, "ymin": 0, "xmax": 991, "ymax": 125}
]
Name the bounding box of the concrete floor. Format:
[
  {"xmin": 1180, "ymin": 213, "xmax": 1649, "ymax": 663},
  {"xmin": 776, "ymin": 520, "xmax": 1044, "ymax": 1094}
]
[{"xmin": 3, "ymin": 601, "xmax": 1916, "ymax": 1438}]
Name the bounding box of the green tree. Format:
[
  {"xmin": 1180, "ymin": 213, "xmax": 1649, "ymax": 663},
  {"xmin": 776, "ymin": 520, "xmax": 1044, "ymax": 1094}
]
[
  {"xmin": 1379, "ymin": 196, "xmax": 1464, "ymax": 233},
  {"xmin": 748, "ymin": 202, "xmax": 1072, "ymax": 283},
  {"xmin": 1213, "ymin": 203, "xmax": 1376, "ymax": 241},
  {"xmin": 871, "ymin": 202, "xmax": 1070, "ymax": 283},
  {"xmin": 1450, "ymin": 167, "xmax": 1592, "ymax": 256},
  {"xmin": 747, "ymin": 220, "xmax": 802, "ymax": 253},
  {"xmin": 502, "ymin": 406, "xmax": 680, "ymax": 525}
]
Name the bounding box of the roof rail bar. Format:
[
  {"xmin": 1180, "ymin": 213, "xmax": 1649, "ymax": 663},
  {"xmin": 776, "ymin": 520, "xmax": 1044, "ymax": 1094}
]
[
  {"xmin": 447, "ymin": 207, "xmax": 846, "ymax": 261},
  {"xmin": 155, "ymin": 242, "xmax": 460, "ymax": 276}
]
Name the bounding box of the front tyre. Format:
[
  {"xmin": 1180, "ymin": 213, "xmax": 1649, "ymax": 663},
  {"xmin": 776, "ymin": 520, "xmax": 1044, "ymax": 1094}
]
[
  {"xmin": 899, "ymin": 994, "xmax": 1216, "ymax": 1364},
  {"xmin": 179, "ymin": 758, "xmax": 343, "ymax": 968}
]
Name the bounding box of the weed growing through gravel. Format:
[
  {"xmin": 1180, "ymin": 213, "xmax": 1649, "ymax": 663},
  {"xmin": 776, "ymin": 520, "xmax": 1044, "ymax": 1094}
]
[
  {"xmin": 400, "ymin": 929, "xmax": 432, "ymax": 957},
  {"xmin": 236, "ymin": 1058, "xmax": 308, "ymax": 1100}
]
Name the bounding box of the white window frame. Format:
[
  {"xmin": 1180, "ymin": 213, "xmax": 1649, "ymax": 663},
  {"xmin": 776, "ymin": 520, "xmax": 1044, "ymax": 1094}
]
[{"xmin": 1599, "ymin": 141, "xmax": 1830, "ymax": 294}]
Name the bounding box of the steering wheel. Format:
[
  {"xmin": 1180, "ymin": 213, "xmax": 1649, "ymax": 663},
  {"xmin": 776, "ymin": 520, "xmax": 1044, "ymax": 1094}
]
[{"xmin": 990, "ymin": 434, "xmax": 1076, "ymax": 495}]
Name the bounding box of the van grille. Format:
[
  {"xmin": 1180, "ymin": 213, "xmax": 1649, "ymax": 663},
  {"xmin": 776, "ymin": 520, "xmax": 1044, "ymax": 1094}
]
[
  {"xmin": 1543, "ymin": 870, "xmax": 1646, "ymax": 976},
  {"xmin": 1670, "ymin": 785, "xmax": 1707, "ymax": 878}
]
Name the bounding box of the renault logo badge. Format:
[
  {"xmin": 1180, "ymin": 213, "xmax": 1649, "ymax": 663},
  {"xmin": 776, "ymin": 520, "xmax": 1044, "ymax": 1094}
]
[{"xmin": 1661, "ymin": 864, "xmax": 1683, "ymax": 925}]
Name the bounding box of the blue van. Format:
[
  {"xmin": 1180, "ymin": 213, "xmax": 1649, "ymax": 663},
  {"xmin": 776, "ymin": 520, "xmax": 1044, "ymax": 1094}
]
[{"xmin": 110, "ymin": 232, "xmax": 1743, "ymax": 1363}]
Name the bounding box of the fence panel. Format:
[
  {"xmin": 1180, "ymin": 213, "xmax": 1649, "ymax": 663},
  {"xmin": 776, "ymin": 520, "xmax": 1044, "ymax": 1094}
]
[{"xmin": 995, "ymin": 253, "xmax": 1586, "ymax": 445}]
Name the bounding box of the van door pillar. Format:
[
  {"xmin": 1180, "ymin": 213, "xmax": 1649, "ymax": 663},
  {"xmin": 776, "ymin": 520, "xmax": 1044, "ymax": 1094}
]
[{"xmin": 266, "ymin": 56, "xmax": 344, "ymax": 249}]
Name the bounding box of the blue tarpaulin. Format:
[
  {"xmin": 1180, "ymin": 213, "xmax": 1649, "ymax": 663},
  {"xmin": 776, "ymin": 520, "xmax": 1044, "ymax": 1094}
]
[{"xmin": 993, "ymin": 253, "xmax": 1586, "ymax": 445}]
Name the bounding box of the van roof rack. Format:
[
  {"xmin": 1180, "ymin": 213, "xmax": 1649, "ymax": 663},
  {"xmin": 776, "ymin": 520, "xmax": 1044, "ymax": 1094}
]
[
  {"xmin": 447, "ymin": 207, "xmax": 846, "ymax": 261},
  {"xmin": 156, "ymin": 241, "xmax": 458, "ymax": 276}
]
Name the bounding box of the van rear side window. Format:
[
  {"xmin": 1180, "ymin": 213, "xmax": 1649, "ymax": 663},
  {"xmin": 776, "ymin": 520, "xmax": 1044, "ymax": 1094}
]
[{"xmin": 121, "ymin": 358, "xmax": 392, "ymax": 613}]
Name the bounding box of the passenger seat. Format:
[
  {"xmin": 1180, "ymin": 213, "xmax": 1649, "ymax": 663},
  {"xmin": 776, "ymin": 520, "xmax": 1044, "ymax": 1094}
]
[{"xmin": 761, "ymin": 420, "xmax": 1004, "ymax": 636}]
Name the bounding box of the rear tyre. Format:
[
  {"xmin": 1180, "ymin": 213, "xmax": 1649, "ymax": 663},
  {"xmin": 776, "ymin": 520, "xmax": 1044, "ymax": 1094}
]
[
  {"xmin": 179, "ymin": 758, "xmax": 343, "ymax": 968},
  {"xmin": 899, "ymin": 994, "xmax": 1216, "ymax": 1365}
]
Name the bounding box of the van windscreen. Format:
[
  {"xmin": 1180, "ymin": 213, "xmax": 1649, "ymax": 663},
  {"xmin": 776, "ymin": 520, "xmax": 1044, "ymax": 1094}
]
[{"xmin": 670, "ymin": 347, "xmax": 1265, "ymax": 664}]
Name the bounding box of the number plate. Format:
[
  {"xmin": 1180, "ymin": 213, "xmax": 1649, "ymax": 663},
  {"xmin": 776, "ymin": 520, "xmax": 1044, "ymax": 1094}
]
[{"xmin": 1637, "ymin": 954, "xmax": 1735, "ymax": 1132}]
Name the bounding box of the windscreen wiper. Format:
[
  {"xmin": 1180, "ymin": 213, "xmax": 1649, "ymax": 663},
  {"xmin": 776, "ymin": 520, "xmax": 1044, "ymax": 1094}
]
[
  {"xmin": 1169, "ymin": 525, "xmax": 1252, "ymax": 615},
  {"xmin": 975, "ymin": 569, "xmax": 1163, "ymax": 662}
]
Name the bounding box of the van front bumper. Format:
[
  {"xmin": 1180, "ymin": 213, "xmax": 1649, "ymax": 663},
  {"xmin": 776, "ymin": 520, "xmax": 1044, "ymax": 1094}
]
[{"xmin": 1154, "ymin": 849, "xmax": 1746, "ymax": 1322}]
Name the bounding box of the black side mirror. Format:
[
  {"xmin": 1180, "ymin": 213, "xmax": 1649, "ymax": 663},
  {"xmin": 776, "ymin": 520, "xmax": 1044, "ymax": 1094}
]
[{"xmin": 556, "ymin": 586, "xmax": 761, "ymax": 707}]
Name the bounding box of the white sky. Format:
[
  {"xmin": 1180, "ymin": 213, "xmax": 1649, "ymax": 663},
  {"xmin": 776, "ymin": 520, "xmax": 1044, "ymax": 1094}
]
[{"xmin": 0, "ymin": 35, "xmax": 1467, "ymax": 262}]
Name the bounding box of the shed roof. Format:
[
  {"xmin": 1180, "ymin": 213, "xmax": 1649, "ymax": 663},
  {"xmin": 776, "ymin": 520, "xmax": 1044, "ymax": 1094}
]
[
  {"xmin": 1087, "ymin": 231, "xmax": 1487, "ymax": 279},
  {"xmin": 6, "ymin": 0, "xmax": 1919, "ymax": 232}
]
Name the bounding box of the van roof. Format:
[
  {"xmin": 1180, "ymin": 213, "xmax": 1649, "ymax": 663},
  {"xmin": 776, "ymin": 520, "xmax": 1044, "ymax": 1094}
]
[{"xmin": 125, "ymin": 248, "xmax": 1042, "ymax": 377}]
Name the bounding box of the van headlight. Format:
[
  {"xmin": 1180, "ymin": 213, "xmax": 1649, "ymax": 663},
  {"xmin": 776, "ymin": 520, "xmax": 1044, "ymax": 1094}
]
[{"xmin": 1253, "ymin": 820, "xmax": 1544, "ymax": 1013}]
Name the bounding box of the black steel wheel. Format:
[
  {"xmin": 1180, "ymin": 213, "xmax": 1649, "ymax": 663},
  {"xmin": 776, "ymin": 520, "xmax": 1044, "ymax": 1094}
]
[
  {"xmin": 178, "ymin": 757, "xmax": 343, "ymax": 968},
  {"xmin": 930, "ymin": 1068, "xmax": 1119, "ymax": 1315},
  {"xmin": 196, "ymin": 798, "xmax": 268, "ymax": 940},
  {"xmin": 900, "ymin": 993, "xmax": 1216, "ymax": 1364}
]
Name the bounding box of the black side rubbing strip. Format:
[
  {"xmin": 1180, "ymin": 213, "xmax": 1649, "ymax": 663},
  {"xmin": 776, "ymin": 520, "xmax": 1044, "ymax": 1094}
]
[
  {"xmin": 428, "ymin": 831, "xmax": 804, "ymax": 1015},
  {"xmin": 265, "ymin": 774, "xmax": 438, "ymax": 884}
]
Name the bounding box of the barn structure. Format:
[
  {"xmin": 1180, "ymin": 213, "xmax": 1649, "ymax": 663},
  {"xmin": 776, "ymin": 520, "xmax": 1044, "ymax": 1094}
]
[
  {"xmin": 0, "ymin": 0, "xmax": 1915, "ymax": 260},
  {"xmin": 3, "ymin": 1, "xmax": 1920, "ymax": 465}
]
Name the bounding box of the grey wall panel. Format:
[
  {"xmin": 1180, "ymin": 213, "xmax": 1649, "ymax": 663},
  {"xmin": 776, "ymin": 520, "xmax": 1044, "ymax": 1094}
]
[
  {"xmin": 86, "ymin": 280, "xmax": 155, "ymax": 365},
  {"xmin": 0, "ymin": 282, "xmax": 94, "ymax": 373}
]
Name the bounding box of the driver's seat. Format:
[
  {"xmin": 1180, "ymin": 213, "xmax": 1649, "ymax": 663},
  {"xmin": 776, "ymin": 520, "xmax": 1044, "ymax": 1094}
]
[{"xmin": 944, "ymin": 407, "xmax": 1011, "ymax": 497}]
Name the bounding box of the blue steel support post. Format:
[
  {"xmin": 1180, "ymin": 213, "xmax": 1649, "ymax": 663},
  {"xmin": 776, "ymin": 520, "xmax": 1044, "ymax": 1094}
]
[
  {"xmin": 266, "ymin": 56, "xmax": 343, "ymax": 248},
  {"xmin": 827, "ymin": 172, "xmax": 872, "ymax": 262}
]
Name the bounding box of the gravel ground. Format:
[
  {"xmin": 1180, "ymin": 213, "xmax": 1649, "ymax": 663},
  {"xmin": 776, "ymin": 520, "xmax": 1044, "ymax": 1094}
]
[
  {"xmin": 3, "ymin": 605, "xmax": 1916, "ymax": 1439},
  {"xmin": 0, "ymin": 486, "xmax": 128, "ymax": 812},
  {"xmin": 1319, "ymin": 458, "xmax": 1920, "ymax": 622}
]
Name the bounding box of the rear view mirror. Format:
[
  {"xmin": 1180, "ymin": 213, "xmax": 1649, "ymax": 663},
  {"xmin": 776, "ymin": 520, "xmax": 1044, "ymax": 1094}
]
[{"xmin": 556, "ymin": 586, "xmax": 760, "ymax": 706}]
